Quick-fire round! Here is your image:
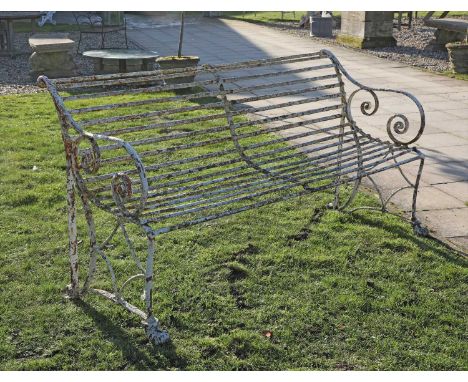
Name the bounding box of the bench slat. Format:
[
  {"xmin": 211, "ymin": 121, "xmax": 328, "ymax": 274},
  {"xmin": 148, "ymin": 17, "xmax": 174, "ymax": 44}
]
[
  {"xmin": 90, "ymin": 123, "xmax": 356, "ymax": 198},
  {"xmin": 68, "ymin": 63, "xmax": 335, "ymax": 114},
  {"xmin": 142, "ymin": 149, "xmax": 415, "ymax": 224},
  {"xmin": 100, "ymin": 112, "xmax": 344, "ymax": 167},
  {"xmin": 90, "ymin": 120, "xmax": 355, "ymax": 201},
  {"xmin": 77, "ymin": 76, "xmax": 339, "ymax": 128},
  {"xmin": 144, "ymin": 145, "xmax": 398, "ymax": 215},
  {"xmin": 60, "ymin": 53, "xmax": 329, "ymax": 99},
  {"xmin": 126, "ymin": 141, "xmax": 392, "ymax": 212},
  {"xmin": 91, "ymin": 93, "xmax": 342, "ymax": 154},
  {"xmin": 83, "ymin": 112, "xmax": 344, "ymax": 184},
  {"xmin": 54, "ymin": 51, "xmax": 324, "ymax": 86}
]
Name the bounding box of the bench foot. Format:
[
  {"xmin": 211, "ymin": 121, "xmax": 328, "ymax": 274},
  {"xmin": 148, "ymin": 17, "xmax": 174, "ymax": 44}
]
[
  {"xmin": 64, "ymin": 283, "xmax": 81, "ymax": 300},
  {"xmin": 412, "ymin": 219, "xmax": 429, "ymax": 237},
  {"xmin": 145, "ymin": 316, "xmax": 170, "ymax": 345}
]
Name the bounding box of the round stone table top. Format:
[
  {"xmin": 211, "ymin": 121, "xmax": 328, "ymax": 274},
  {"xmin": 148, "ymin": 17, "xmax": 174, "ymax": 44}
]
[{"xmin": 82, "ymin": 49, "xmax": 159, "ymax": 60}]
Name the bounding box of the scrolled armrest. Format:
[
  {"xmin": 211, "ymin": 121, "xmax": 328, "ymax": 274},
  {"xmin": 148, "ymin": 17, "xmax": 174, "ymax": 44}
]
[
  {"xmin": 346, "ymin": 87, "xmax": 425, "ymax": 146},
  {"xmin": 38, "ymin": 75, "xmax": 149, "ymax": 219},
  {"xmin": 320, "ymin": 49, "xmax": 426, "ymax": 146}
]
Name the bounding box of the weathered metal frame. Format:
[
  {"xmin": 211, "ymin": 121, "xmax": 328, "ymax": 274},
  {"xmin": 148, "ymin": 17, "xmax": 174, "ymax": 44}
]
[{"xmin": 38, "ymin": 49, "xmax": 427, "ymax": 345}]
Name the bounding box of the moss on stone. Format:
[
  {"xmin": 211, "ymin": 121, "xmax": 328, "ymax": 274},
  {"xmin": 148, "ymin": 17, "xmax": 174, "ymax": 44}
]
[
  {"xmin": 336, "ymin": 34, "xmax": 365, "ymax": 48},
  {"xmin": 336, "ymin": 34, "xmax": 396, "ymax": 49}
]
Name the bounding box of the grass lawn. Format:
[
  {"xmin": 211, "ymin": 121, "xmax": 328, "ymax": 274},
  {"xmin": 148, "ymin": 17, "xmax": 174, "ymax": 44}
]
[
  {"xmin": 13, "ymin": 22, "xmax": 81, "ymax": 33},
  {"xmin": 0, "ymin": 90, "xmax": 467, "ymax": 371},
  {"xmin": 222, "ymin": 11, "xmax": 468, "ymax": 25},
  {"xmin": 439, "ymin": 71, "xmax": 468, "ymax": 81},
  {"xmin": 222, "ymin": 12, "xmax": 306, "ymax": 23}
]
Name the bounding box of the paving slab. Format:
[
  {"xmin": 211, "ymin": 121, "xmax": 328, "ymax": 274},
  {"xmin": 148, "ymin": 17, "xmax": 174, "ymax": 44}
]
[
  {"xmin": 128, "ymin": 16, "xmax": 468, "ymax": 253},
  {"xmin": 434, "ymin": 181, "xmax": 468, "ymax": 203}
]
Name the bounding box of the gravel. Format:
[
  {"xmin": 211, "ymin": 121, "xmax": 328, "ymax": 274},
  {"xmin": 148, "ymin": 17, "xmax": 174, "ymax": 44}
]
[
  {"xmin": 249, "ymin": 17, "xmax": 456, "ymax": 73},
  {"xmin": 0, "ymin": 16, "xmax": 463, "ymax": 95},
  {"xmin": 0, "ymin": 30, "xmax": 139, "ymax": 95}
]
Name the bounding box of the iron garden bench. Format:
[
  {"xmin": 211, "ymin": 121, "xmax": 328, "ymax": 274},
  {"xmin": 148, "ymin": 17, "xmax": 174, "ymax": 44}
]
[{"xmin": 38, "ymin": 50, "xmax": 427, "ymax": 345}]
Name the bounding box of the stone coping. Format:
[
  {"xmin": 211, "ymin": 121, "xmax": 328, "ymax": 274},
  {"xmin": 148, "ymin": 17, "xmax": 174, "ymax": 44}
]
[
  {"xmin": 425, "ymin": 18, "xmax": 468, "ymax": 33},
  {"xmin": 29, "ymin": 33, "xmax": 75, "ymax": 53}
]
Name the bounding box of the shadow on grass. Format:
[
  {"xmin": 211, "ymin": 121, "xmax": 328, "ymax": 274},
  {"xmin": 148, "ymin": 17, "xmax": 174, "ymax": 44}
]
[
  {"xmin": 350, "ymin": 211, "xmax": 468, "ymax": 265},
  {"xmin": 287, "ymin": 207, "xmax": 325, "ymax": 244},
  {"xmin": 73, "ymin": 299, "xmax": 188, "ymax": 370}
]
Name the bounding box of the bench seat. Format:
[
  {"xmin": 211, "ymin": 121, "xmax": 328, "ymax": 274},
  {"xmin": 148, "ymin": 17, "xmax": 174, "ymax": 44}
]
[{"xmin": 87, "ymin": 127, "xmax": 420, "ymax": 232}]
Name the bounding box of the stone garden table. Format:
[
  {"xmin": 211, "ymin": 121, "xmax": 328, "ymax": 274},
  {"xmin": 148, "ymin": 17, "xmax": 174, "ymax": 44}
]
[
  {"xmin": 0, "ymin": 11, "xmax": 42, "ymax": 56},
  {"xmin": 82, "ymin": 48, "xmax": 159, "ymax": 74}
]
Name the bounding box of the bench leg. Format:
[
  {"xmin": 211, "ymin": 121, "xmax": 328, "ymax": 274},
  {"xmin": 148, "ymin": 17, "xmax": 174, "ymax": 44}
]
[
  {"xmin": 411, "ymin": 156, "xmax": 428, "ymax": 236},
  {"xmin": 77, "ymin": 32, "xmax": 82, "ymax": 54},
  {"xmin": 66, "ymin": 165, "xmax": 80, "ymax": 298},
  {"xmin": 330, "ymin": 129, "xmax": 362, "ymax": 211},
  {"xmin": 344, "ymin": 154, "xmax": 428, "ymax": 237},
  {"xmin": 144, "ymin": 230, "xmax": 170, "ymax": 345},
  {"xmin": 79, "ymin": 192, "xmax": 101, "ymax": 295}
]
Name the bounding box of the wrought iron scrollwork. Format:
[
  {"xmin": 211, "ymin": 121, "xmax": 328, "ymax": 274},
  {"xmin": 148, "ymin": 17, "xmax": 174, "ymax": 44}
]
[
  {"xmin": 348, "ymin": 88, "xmax": 379, "ymax": 117},
  {"xmin": 111, "ymin": 172, "xmax": 134, "ymax": 216},
  {"xmin": 386, "ymin": 114, "xmax": 411, "ymax": 145},
  {"xmin": 78, "ymin": 135, "xmax": 101, "ymax": 174},
  {"xmin": 320, "ymin": 49, "xmax": 425, "ymax": 147},
  {"xmin": 76, "ymin": 131, "xmax": 148, "ymax": 220}
]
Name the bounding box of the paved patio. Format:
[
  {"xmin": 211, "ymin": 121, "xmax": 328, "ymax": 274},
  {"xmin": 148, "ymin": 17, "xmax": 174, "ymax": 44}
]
[{"xmin": 127, "ymin": 16, "xmax": 468, "ymax": 252}]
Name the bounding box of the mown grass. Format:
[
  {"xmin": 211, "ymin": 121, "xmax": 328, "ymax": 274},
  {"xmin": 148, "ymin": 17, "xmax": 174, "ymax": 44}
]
[
  {"xmin": 0, "ymin": 91, "xmax": 467, "ymax": 370},
  {"xmin": 222, "ymin": 12, "xmax": 306, "ymax": 23},
  {"xmin": 13, "ymin": 22, "xmax": 81, "ymax": 33},
  {"xmin": 439, "ymin": 71, "xmax": 468, "ymax": 81},
  {"xmin": 222, "ymin": 11, "xmax": 468, "ymax": 25}
]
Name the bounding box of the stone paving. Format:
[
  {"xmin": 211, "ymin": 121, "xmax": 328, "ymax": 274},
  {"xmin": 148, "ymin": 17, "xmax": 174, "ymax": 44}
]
[{"xmin": 127, "ymin": 15, "xmax": 468, "ymax": 252}]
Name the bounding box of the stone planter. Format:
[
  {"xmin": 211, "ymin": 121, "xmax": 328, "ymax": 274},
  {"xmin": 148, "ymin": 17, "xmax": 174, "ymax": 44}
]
[
  {"xmin": 156, "ymin": 56, "xmax": 200, "ymax": 84},
  {"xmin": 446, "ymin": 42, "xmax": 468, "ymax": 74},
  {"xmin": 310, "ymin": 16, "xmax": 333, "ymax": 37}
]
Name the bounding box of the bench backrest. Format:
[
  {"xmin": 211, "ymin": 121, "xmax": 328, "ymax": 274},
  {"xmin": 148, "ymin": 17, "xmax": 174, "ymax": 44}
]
[{"xmin": 39, "ymin": 51, "xmax": 351, "ymax": 223}]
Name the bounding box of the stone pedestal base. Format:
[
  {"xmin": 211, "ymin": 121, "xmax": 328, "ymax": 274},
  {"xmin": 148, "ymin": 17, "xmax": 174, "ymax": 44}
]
[
  {"xmin": 94, "ymin": 58, "xmax": 154, "ymax": 74},
  {"xmin": 29, "ymin": 33, "xmax": 76, "ymax": 78},
  {"xmin": 30, "ymin": 51, "xmax": 76, "ymax": 78},
  {"xmin": 447, "ymin": 43, "xmax": 468, "ymax": 74},
  {"xmin": 426, "ymin": 29, "xmax": 467, "ymax": 51},
  {"xmin": 337, "ymin": 11, "xmax": 396, "ymax": 49}
]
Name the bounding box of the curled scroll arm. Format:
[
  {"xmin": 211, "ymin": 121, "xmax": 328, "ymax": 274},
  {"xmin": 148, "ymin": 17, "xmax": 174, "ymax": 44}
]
[{"xmin": 320, "ymin": 49, "xmax": 425, "ymax": 146}]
